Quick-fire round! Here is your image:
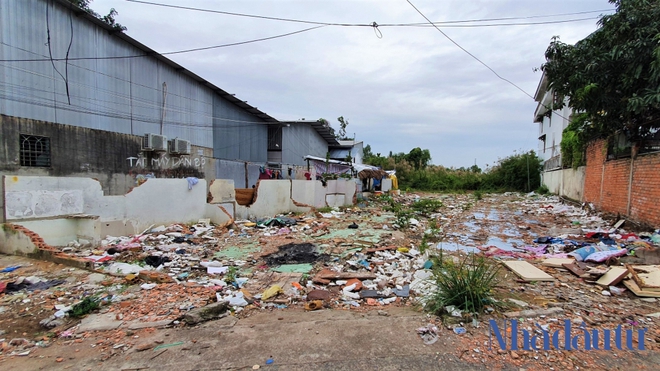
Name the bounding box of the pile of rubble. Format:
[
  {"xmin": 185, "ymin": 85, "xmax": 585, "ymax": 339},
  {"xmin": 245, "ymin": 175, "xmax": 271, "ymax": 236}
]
[{"xmin": 2, "ymin": 191, "xmax": 660, "ymax": 366}]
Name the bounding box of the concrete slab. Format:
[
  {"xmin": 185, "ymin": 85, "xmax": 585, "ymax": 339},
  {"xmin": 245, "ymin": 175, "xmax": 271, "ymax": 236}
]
[
  {"xmin": 86, "ymin": 273, "xmax": 106, "ymax": 284},
  {"xmin": 77, "ymin": 313, "xmax": 123, "ymax": 332}
]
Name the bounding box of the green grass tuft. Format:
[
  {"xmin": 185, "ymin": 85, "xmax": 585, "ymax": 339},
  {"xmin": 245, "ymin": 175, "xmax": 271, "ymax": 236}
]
[{"xmin": 424, "ymin": 253, "xmax": 500, "ymax": 315}]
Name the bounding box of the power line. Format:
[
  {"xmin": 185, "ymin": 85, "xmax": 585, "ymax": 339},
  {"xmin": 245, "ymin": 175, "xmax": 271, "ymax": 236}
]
[
  {"xmin": 126, "ymin": 0, "xmax": 611, "ymax": 27},
  {"xmin": 402, "ymin": 17, "xmax": 599, "ymax": 28},
  {"xmin": 0, "ymin": 16, "xmax": 601, "ymax": 63},
  {"xmin": 126, "ymin": 0, "xmax": 371, "ymax": 27},
  {"xmin": 404, "ymin": 0, "xmax": 535, "ymax": 100},
  {"xmin": 0, "ymin": 25, "xmax": 326, "ymax": 62}
]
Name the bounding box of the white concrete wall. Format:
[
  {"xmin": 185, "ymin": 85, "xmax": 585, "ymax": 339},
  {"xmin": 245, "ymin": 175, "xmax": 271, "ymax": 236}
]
[
  {"xmin": 123, "ymin": 179, "xmax": 210, "ymax": 230},
  {"xmin": 2, "ymin": 175, "xmax": 358, "ymax": 246},
  {"xmin": 542, "ymin": 166, "xmax": 586, "ymax": 202},
  {"xmin": 0, "ymin": 225, "xmax": 38, "ymax": 256},
  {"xmin": 2, "ymin": 175, "xmax": 232, "ymax": 246},
  {"xmin": 235, "ymin": 180, "xmax": 310, "ymax": 220},
  {"xmin": 291, "ymin": 180, "xmax": 319, "ymax": 207},
  {"xmin": 209, "ymin": 179, "xmax": 236, "ymax": 203},
  {"xmin": 17, "ymin": 218, "xmax": 99, "ymax": 247},
  {"xmin": 235, "ymin": 178, "xmax": 357, "ymax": 219}
]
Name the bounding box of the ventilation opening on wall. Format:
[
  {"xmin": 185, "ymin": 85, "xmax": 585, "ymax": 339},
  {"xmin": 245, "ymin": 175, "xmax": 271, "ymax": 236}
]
[{"xmin": 20, "ymin": 134, "xmax": 51, "ymax": 167}]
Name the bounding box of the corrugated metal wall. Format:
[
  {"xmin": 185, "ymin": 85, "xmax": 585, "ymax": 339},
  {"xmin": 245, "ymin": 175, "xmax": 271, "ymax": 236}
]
[
  {"xmin": 212, "ymin": 97, "xmax": 268, "ymax": 162},
  {"xmin": 282, "ymin": 123, "xmax": 329, "ymax": 165},
  {"xmin": 0, "ymin": 0, "xmax": 266, "ymax": 151},
  {"xmin": 214, "ymin": 159, "xmax": 266, "ymax": 189}
]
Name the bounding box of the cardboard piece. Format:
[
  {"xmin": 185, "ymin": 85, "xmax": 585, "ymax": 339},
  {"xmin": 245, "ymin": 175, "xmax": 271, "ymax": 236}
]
[
  {"xmin": 629, "ymin": 265, "xmax": 660, "ymax": 291},
  {"xmin": 503, "ymin": 261, "xmax": 554, "ymax": 282},
  {"xmin": 595, "ymin": 266, "xmax": 629, "ymax": 287},
  {"xmin": 623, "ymin": 279, "xmax": 660, "ymax": 298},
  {"xmin": 542, "ymin": 258, "xmax": 575, "ymax": 268},
  {"xmin": 563, "ymin": 263, "xmax": 590, "ymax": 278}
]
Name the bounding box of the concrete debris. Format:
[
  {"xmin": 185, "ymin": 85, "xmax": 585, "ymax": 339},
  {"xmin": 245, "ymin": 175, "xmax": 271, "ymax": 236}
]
[{"xmin": 182, "ymin": 301, "xmax": 229, "ymax": 325}]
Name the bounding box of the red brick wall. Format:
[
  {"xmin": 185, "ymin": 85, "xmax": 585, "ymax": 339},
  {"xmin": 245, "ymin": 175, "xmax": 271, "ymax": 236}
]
[
  {"xmin": 630, "ymin": 154, "xmax": 660, "ymax": 226},
  {"xmin": 584, "ymin": 141, "xmax": 606, "ymax": 206},
  {"xmin": 584, "ymin": 139, "xmax": 660, "ymax": 226}
]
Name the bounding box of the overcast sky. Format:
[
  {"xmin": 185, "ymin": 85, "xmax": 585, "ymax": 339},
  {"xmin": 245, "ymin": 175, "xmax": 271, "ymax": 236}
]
[{"xmin": 94, "ymin": 0, "xmax": 612, "ymax": 169}]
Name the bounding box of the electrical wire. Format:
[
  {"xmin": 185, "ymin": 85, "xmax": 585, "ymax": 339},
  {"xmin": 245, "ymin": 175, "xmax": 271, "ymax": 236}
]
[
  {"xmin": 64, "ymin": 3, "xmax": 74, "ymax": 104},
  {"xmin": 126, "ymin": 0, "xmax": 611, "ymax": 27},
  {"xmin": 404, "ymin": 0, "xmax": 534, "ymax": 99},
  {"xmin": 0, "ymin": 25, "xmax": 326, "ymax": 63},
  {"xmin": 0, "ymin": 5, "xmax": 610, "ymax": 63},
  {"xmin": 402, "ymin": 17, "xmax": 599, "ymax": 28},
  {"xmin": 45, "ymin": 0, "xmax": 70, "ymax": 103}
]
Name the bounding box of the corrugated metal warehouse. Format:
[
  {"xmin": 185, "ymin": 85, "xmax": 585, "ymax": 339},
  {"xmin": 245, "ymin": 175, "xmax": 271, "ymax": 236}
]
[{"xmin": 0, "ymin": 0, "xmax": 278, "ymax": 161}]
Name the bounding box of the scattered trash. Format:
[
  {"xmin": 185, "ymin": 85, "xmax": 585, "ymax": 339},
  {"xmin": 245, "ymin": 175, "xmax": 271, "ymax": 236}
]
[
  {"xmin": 416, "ymin": 324, "xmax": 439, "ymax": 345},
  {"xmin": 0, "ymin": 265, "xmax": 21, "ymax": 273},
  {"xmin": 453, "ymin": 327, "xmax": 466, "ymax": 335},
  {"xmin": 153, "ymin": 341, "xmax": 185, "ymax": 351}
]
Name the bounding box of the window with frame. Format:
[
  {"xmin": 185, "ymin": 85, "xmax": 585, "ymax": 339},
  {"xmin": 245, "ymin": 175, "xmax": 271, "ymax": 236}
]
[{"xmin": 20, "ymin": 134, "xmax": 51, "ymax": 167}]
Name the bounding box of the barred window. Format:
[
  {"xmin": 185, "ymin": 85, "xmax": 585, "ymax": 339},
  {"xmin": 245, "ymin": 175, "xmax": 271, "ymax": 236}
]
[{"xmin": 20, "ymin": 134, "xmax": 51, "ymax": 167}]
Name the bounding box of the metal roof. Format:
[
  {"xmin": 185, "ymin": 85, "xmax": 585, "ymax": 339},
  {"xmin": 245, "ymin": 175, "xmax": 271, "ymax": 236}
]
[
  {"xmin": 280, "ymin": 120, "xmax": 340, "ymax": 146},
  {"xmin": 54, "ymin": 0, "xmax": 278, "ymax": 123}
]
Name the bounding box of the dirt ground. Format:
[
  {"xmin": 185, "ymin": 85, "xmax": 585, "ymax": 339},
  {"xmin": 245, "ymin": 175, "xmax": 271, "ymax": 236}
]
[{"xmin": 2, "ymin": 191, "xmax": 660, "ymax": 370}]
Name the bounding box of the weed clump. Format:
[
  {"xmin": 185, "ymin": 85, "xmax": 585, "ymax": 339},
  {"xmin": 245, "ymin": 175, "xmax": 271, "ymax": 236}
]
[
  {"xmin": 424, "ymin": 253, "xmax": 500, "ymax": 315},
  {"xmin": 69, "ymin": 296, "xmax": 100, "ymax": 318},
  {"xmin": 411, "ymin": 199, "xmax": 443, "ymax": 215}
]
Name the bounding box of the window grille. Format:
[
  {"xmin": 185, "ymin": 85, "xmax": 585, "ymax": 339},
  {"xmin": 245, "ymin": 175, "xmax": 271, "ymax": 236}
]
[{"xmin": 20, "ymin": 134, "xmax": 51, "ymax": 167}]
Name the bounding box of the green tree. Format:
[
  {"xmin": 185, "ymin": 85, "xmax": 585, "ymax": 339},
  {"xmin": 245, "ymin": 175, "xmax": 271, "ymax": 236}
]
[
  {"xmin": 405, "ymin": 147, "xmax": 431, "ymax": 170},
  {"xmin": 542, "ymin": 0, "xmax": 660, "ymax": 142},
  {"xmin": 363, "ymin": 144, "xmax": 374, "ymax": 159},
  {"xmin": 483, "ymin": 151, "xmax": 542, "ymax": 192},
  {"xmin": 336, "ymin": 116, "xmax": 350, "ymax": 140},
  {"xmin": 66, "ymin": 0, "xmax": 127, "ymax": 31}
]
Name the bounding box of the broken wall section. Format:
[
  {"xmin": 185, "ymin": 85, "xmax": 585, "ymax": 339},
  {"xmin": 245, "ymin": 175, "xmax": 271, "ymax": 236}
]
[
  {"xmin": 234, "ymin": 179, "xmax": 357, "ymax": 220},
  {"xmin": 2, "ymin": 175, "xmax": 232, "ymax": 247},
  {"xmin": 0, "ymin": 115, "xmax": 217, "ymax": 226}
]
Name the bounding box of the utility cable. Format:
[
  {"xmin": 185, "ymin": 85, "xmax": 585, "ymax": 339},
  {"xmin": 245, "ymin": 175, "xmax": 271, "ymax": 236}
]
[
  {"xmin": 46, "ymin": 0, "xmax": 70, "ymax": 103},
  {"xmin": 404, "ymin": 0, "xmax": 534, "ymax": 99},
  {"xmin": 0, "ymin": 25, "xmax": 326, "ymax": 62},
  {"xmin": 125, "ymin": 0, "xmax": 611, "ymax": 27},
  {"xmin": 64, "ymin": 5, "xmax": 74, "ymax": 104}
]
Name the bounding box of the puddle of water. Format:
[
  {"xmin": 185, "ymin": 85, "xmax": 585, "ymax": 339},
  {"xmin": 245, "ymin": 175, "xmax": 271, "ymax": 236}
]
[
  {"xmin": 436, "ymin": 242, "xmax": 480, "ymax": 253},
  {"xmin": 487, "ymin": 211, "xmax": 500, "ymax": 221},
  {"xmin": 514, "ymin": 211, "xmax": 523, "ymax": 216},
  {"xmin": 482, "ymin": 237, "xmax": 525, "ymax": 251},
  {"xmin": 463, "ymin": 221, "xmax": 479, "ymax": 232},
  {"xmin": 502, "ymin": 228, "xmax": 521, "ymax": 237},
  {"xmin": 472, "ymin": 212, "xmax": 485, "ymax": 220}
]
